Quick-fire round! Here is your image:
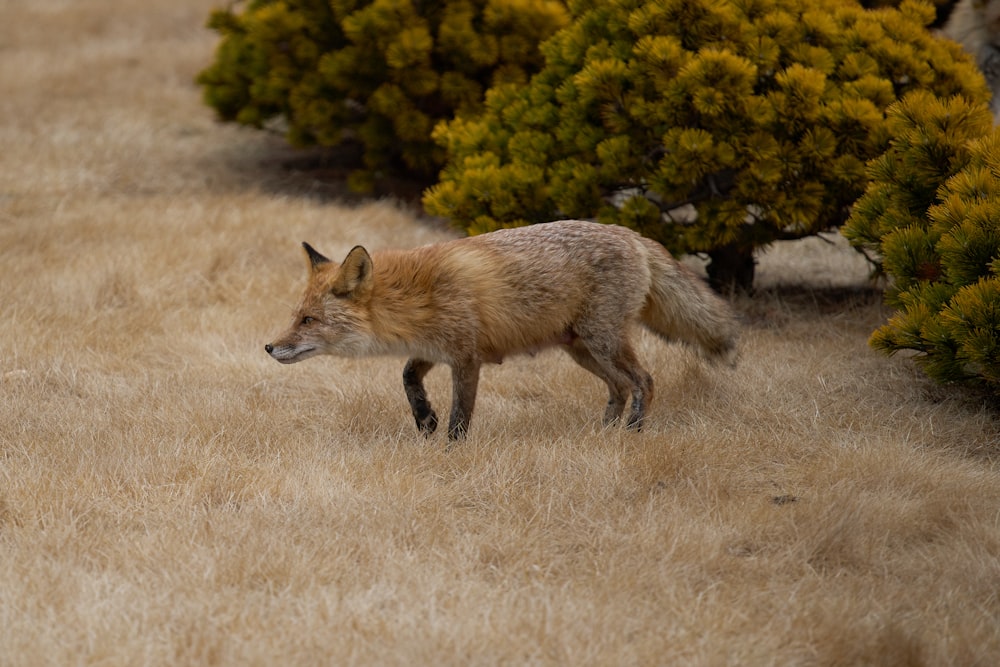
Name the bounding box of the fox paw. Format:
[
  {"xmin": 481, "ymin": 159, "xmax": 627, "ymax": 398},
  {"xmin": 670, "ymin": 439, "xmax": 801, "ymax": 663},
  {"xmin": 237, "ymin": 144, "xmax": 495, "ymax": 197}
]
[
  {"xmin": 415, "ymin": 409, "xmax": 438, "ymax": 435},
  {"xmin": 626, "ymin": 413, "xmax": 645, "ymax": 431}
]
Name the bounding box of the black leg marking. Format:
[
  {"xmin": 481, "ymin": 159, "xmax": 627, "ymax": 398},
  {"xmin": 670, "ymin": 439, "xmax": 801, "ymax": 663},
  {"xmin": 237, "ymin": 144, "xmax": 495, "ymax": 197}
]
[
  {"xmin": 447, "ymin": 360, "xmax": 481, "ymax": 441},
  {"xmin": 403, "ymin": 358, "xmax": 437, "ymax": 436}
]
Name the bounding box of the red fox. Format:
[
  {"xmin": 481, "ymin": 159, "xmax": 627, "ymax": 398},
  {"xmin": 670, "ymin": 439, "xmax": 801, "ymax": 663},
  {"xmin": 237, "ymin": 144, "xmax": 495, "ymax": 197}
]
[{"xmin": 265, "ymin": 220, "xmax": 739, "ymax": 440}]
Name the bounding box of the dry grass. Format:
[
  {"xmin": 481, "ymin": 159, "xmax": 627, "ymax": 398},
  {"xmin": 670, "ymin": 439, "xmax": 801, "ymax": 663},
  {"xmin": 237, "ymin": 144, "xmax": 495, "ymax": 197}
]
[{"xmin": 2, "ymin": 2, "xmax": 1000, "ymax": 665}]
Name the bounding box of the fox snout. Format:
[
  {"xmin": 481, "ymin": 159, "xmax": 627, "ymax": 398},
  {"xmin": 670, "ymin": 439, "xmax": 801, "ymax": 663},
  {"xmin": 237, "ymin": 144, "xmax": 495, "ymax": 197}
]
[
  {"xmin": 264, "ymin": 343, "xmax": 285, "ymax": 362},
  {"xmin": 265, "ymin": 341, "xmax": 315, "ymax": 364},
  {"xmin": 265, "ymin": 342, "xmax": 294, "ymax": 363}
]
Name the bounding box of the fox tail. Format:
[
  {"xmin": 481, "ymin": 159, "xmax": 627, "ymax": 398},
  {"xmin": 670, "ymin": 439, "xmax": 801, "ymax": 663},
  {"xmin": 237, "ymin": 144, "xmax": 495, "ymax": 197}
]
[{"xmin": 640, "ymin": 238, "xmax": 739, "ymax": 364}]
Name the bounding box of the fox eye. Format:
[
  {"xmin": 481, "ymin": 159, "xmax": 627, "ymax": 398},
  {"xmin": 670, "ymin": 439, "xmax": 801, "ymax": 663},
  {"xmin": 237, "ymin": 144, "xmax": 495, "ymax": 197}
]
[{"xmin": 301, "ymin": 316, "xmax": 315, "ymax": 325}]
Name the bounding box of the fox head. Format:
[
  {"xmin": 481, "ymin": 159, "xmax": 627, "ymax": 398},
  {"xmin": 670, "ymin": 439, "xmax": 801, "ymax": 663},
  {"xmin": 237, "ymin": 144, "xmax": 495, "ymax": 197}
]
[{"xmin": 265, "ymin": 243, "xmax": 375, "ymax": 363}]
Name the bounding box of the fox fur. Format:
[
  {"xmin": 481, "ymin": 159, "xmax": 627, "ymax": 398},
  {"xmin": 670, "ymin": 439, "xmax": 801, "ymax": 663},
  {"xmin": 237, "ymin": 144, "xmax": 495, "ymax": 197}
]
[{"xmin": 265, "ymin": 220, "xmax": 739, "ymax": 440}]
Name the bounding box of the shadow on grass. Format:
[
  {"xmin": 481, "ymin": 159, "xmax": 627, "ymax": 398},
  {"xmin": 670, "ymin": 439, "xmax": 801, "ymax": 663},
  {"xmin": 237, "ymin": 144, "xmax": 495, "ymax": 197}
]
[
  {"xmin": 735, "ymin": 284, "xmax": 883, "ymax": 328},
  {"xmin": 207, "ymin": 132, "xmax": 438, "ymax": 208}
]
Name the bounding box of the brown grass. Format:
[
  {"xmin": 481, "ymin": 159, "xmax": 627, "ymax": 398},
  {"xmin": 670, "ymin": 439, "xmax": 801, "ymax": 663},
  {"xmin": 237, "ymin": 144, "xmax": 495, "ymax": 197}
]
[{"xmin": 2, "ymin": 2, "xmax": 1000, "ymax": 665}]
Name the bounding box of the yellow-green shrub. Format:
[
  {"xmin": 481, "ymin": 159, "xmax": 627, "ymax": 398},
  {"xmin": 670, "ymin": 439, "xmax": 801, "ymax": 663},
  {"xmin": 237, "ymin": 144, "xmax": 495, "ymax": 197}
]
[
  {"xmin": 845, "ymin": 92, "xmax": 1000, "ymax": 389},
  {"xmin": 197, "ymin": 0, "xmax": 568, "ymax": 190},
  {"xmin": 424, "ymin": 0, "xmax": 988, "ymax": 289}
]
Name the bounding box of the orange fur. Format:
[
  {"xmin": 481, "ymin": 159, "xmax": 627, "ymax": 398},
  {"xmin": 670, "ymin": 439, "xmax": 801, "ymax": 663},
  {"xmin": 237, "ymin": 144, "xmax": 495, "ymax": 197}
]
[{"xmin": 266, "ymin": 220, "xmax": 739, "ymax": 439}]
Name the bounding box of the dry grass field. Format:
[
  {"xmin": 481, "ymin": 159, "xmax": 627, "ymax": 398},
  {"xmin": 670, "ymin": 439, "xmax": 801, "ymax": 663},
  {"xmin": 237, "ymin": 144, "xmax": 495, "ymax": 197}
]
[{"xmin": 3, "ymin": 2, "xmax": 1000, "ymax": 665}]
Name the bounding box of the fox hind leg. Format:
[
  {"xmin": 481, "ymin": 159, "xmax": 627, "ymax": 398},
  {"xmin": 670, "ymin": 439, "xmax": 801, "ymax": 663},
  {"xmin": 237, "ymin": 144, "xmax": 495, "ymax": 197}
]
[
  {"xmin": 613, "ymin": 342, "xmax": 654, "ymax": 430},
  {"xmin": 571, "ymin": 333, "xmax": 654, "ymax": 431},
  {"xmin": 563, "ymin": 342, "xmax": 630, "ymax": 425},
  {"xmin": 403, "ymin": 358, "xmax": 438, "ymax": 435},
  {"xmin": 624, "ymin": 364, "xmax": 654, "ymax": 430}
]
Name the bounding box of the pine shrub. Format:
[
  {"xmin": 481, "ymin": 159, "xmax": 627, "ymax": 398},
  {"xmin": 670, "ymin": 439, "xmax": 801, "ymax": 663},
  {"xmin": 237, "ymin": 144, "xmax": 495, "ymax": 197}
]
[
  {"xmin": 423, "ymin": 0, "xmax": 988, "ymax": 290},
  {"xmin": 844, "ymin": 92, "xmax": 1000, "ymax": 389},
  {"xmin": 197, "ymin": 0, "xmax": 569, "ymax": 191}
]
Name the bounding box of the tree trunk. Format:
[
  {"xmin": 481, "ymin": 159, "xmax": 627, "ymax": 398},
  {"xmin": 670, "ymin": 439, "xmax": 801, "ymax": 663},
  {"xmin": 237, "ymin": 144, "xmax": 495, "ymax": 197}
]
[{"xmin": 706, "ymin": 243, "xmax": 756, "ymax": 293}]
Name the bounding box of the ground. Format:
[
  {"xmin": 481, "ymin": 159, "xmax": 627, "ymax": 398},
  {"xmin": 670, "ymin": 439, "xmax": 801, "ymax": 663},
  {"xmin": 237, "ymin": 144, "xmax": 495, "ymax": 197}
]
[{"xmin": 1, "ymin": 2, "xmax": 999, "ymax": 665}]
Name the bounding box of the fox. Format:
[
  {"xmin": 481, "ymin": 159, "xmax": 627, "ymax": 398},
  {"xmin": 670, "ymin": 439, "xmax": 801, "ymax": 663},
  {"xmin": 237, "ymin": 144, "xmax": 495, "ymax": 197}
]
[{"xmin": 265, "ymin": 220, "xmax": 739, "ymax": 440}]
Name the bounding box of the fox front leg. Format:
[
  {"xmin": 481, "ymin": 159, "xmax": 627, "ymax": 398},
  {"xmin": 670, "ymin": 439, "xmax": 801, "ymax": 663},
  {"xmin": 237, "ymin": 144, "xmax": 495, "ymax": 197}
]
[
  {"xmin": 403, "ymin": 358, "xmax": 438, "ymax": 435},
  {"xmin": 447, "ymin": 360, "xmax": 481, "ymax": 441}
]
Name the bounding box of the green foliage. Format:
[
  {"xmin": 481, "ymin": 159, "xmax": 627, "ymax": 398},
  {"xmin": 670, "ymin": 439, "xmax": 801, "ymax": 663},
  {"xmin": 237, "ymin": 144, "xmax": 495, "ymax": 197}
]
[
  {"xmin": 197, "ymin": 0, "xmax": 569, "ymax": 188},
  {"xmin": 861, "ymin": 0, "xmax": 955, "ymax": 17},
  {"xmin": 844, "ymin": 92, "xmax": 1000, "ymax": 389},
  {"xmin": 424, "ymin": 0, "xmax": 988, "ymax": 288}
]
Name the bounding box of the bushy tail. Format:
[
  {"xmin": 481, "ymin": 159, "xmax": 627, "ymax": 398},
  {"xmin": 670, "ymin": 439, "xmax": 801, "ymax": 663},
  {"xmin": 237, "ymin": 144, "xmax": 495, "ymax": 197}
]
[{"xmin": 640, "ymin": 238, "xmax": 739, "ymax": 364}]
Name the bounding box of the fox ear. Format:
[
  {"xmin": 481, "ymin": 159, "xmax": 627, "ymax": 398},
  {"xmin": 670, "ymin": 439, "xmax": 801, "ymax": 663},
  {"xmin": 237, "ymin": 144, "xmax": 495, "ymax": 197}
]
[
  {"xmin": 332, "ymin": 245, "xmax": 373, "ymax": 298},
  {"xmin": 302, "ymin": 242, "xmax": 330, "ymax": 271}
]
